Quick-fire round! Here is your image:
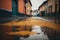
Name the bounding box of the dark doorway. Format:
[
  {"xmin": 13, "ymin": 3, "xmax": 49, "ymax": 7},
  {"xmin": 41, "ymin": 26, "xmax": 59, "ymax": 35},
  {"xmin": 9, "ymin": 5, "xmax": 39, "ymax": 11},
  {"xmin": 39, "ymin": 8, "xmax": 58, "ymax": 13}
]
[{"xmin": 12, "ymin": 0, "xmax": 18, "ymax": 16}]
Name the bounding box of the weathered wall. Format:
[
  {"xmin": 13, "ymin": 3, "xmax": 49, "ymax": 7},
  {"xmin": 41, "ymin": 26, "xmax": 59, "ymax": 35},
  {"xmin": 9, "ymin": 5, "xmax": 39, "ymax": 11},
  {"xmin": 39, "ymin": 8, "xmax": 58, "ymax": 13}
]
[
  {"xmin": 0, "ymin": 0, "xmax": 12, "ymax": 11},
  {"xmin": 0, "ymin": 0, "xmax": 26, "ymax": 14},
  {"xmin": 18, "ymin": 0, "xmax": 25, "ymax": 14}
]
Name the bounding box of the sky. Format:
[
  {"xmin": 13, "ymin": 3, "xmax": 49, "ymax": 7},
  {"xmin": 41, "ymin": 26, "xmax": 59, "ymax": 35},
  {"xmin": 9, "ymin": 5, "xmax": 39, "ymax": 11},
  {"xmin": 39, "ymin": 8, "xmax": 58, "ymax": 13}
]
[{"xmin": 30, "ymin": 0, "xmax": 46, "ymax": 10}]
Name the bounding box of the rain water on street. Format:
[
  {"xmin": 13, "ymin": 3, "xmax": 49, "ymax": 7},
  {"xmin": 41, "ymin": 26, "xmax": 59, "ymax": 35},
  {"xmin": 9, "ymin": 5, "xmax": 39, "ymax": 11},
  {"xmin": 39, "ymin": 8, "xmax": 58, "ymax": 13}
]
[{"xmin": 20, "ymin": 25, "xmax": 49, "ymax": 40}]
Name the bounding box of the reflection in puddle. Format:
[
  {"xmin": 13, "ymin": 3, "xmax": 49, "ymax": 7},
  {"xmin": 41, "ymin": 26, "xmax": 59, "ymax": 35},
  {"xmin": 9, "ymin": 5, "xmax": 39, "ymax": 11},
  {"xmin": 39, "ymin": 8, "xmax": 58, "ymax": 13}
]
[
  {"xmin": 20, "ymin": 25, "xmax": 49, "ymax": 40},
  {"xmin": 32, "ymin": 25, "xmax": 42, "ymax": 34}
]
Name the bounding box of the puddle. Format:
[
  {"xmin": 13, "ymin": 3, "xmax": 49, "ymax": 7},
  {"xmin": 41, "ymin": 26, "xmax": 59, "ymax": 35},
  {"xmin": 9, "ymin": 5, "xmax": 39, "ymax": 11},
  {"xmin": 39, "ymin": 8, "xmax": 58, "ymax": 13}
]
[{"xmin": 20, "ymin": 25, "xmax": 49, "ymax": 40}]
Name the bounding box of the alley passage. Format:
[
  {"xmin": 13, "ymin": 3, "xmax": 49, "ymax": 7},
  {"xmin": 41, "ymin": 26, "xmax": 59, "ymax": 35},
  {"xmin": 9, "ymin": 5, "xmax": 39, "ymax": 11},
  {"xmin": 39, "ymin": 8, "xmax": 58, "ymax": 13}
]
[{"xmin": 20, "ymin": 25, "xmax": 49, "ymax": 40}]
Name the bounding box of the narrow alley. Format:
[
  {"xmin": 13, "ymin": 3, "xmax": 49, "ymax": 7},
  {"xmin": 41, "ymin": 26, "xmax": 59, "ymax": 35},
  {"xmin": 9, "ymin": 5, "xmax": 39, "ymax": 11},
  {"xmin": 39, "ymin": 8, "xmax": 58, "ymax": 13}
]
[{"xmin": 0, "ymin": 0, "xmax": 60, "ymax": 40}]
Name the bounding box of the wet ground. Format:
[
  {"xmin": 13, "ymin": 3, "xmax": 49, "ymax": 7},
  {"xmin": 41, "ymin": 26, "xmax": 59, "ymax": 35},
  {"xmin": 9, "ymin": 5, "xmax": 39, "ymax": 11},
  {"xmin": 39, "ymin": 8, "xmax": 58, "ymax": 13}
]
[
  {"xmin": 20, "ymin": 26, "xmax": 49, "ymax": 40},
  {"xmin": 0, "ymin": 17, "xmax": 60, "ymax": 40}
]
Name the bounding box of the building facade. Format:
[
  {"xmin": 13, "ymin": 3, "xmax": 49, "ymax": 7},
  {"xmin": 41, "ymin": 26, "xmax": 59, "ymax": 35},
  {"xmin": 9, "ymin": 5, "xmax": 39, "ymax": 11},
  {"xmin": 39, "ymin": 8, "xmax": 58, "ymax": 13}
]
[
  {"xmin": 38, "ymin": 0, "xmax": 60, "ymax": 24},
  {"xmin": 25, "ymin": 0, "xmax": 32, "ymax": 15},
  {"xmin": 0, "ymin": 0, "xmax": 32, "ymax": 40},
  {"xmin": 0, "ymin": 0, "xmax": 32, "ymax": 17},
  {"xmin": 38, "ymin": 0, "xmax": 60, "ymax": 40},
  {"xmin": 38, "ymin": 1, "xmax": 47, "ymax": 17}
]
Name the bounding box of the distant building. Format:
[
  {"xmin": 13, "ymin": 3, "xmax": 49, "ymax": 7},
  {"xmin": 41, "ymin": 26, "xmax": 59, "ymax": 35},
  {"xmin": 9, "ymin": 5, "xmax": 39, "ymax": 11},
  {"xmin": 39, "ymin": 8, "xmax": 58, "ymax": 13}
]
[
  {"xmin": 32, "ymin": 10, "xmax": 38, "ymax": 16},
  {"xmin": 25, "ymin": 0, "xmax": 32, "ymax": 15}
]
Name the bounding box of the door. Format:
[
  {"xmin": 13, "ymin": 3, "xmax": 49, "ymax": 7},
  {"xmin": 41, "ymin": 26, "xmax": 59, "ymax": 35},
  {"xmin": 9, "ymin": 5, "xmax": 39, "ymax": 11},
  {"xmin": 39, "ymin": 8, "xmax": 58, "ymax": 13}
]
[{"xmin": 12, "ymin": 0, "xmax": 18, "ymax": 16}]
